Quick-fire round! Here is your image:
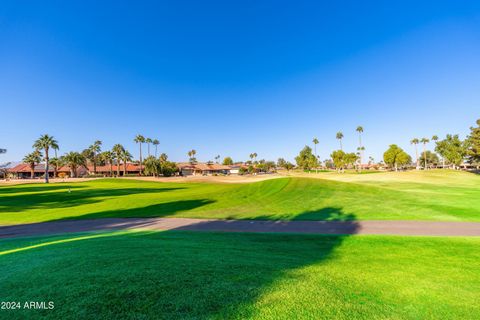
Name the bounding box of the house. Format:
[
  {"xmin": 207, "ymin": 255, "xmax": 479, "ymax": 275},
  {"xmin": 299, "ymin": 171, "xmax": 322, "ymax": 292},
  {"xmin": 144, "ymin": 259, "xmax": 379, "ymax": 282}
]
[
  {"xmin": 7, "ymin": 163, "xmax": 142, "ymax": 178},
  {"xmin": 177, "ymin": 163, "xmax": 232, "ymax": 176}
]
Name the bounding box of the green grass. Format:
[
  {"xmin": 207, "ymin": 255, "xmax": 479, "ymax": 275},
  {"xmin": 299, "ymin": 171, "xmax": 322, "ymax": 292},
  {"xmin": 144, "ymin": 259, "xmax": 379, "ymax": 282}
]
[
  {"xmin": 0, "ymin": 231, "xmax": 478, "ymax": 319},
  {"xmin": 1, "ymin": 170, "xmax": 480, "ymax": 224}
]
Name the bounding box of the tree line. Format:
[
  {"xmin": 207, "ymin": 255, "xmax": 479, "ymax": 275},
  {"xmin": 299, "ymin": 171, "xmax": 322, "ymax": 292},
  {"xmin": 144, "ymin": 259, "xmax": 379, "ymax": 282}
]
[{"xmin": 293, "ymin": 120, "xmax": 480, "ymax": 172}]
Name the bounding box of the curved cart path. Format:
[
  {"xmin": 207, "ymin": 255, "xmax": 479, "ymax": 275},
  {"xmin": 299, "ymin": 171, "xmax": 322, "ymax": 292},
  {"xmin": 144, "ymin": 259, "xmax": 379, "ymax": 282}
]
[{"xmin": 1, "ymin": 218, "xmax": 480, "ymax": 239}]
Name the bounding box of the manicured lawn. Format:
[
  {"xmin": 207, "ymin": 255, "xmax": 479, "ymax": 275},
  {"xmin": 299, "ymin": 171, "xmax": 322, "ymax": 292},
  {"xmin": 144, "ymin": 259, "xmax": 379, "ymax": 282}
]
[
  {"xmin": 0, "ymin": 231, "xmax": 478, "ymax": 319},
  {"xmin": 1, "ymin": 170, "xmax": 479, "ymax": 225}
]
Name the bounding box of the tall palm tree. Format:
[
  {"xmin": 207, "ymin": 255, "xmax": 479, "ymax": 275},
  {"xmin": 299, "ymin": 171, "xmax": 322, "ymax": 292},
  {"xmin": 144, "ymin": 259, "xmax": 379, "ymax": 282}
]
[
  {"xmin": 153, "ymin": 139, "xmax": 160, "ymax": 157},
  {"xmin": 431, "ymin": 135, "xmax": 442, "ymax": 168},
  {"xmin": 420, "ymin": 138, "xmax": 430, "ymax": 169},
  {"xmin": 89, "ymin": 140, "xmax": 102, "ymax": 174},
  {"xmin": 252, "ymin": 152, "xmax": 258, "ymax": 163},
  {"xmin": 33, "ymin": 134, "xmax": 59, "ymax": 183},
  {"xmin": 312, "ymin": 138, "xmax": 319, "ymax": 173},
  {"xmin": 112, "ymin": 144, "xmax": 125, "ymax": 177},
  {"xmin": 215, "ymin": 155, "xmax": 220, "ymax": 163},
  {"xmin": 121, "ymin": 149, "xmax": 133, "ymax": 176},
  {"xmin": 146, "ymin": 138, "xmax": 152, "ymax": 157},
  {"xmin": 101, "ymin": 151, "xmax": 114, "ymax": 176},
  {"xmin": 188, "ymin": 149, "xmax": 197, "ymax": 164},
  {"xmin": 410, "ymin": 138, "xmax": 420, "ymax": 169},
  {"xmin": 336, "ymin": 132, "xmax": 344, "ymax": 150},
  {"xmin": 356, "ymin": 126, "xmax": 364, "ymax": 169},
  {"xmin": 134, "ymin": 135, "xmax": 145, "ymax": 175},
  {"xmin": 23, "ymin": 151, "xmax": 42, "ymax": 179},
  {"xmin": 62, "ymin": 152, "xmax": 86, "ymax": 178}
]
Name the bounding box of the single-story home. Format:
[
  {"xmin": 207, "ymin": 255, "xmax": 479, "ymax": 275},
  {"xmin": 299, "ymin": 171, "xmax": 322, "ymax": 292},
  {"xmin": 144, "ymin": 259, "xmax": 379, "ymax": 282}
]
[
  {"xmin": 7, "ymin": 163, "xmax": 142, "ymax": 178},
  {"xmin": 177, "ymin": 163, "xmax": 232, "ymax": 176}
]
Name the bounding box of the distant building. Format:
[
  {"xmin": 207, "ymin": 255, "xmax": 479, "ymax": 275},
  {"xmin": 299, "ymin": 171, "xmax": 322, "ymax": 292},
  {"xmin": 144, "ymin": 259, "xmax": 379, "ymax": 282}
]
[
  {"xmin": 7, "ymin": 163, "xmax": 142, "ymax": 178},
  {"xmin": 177, "ymin": 163, "xmax": 233, "ymax": 176}
]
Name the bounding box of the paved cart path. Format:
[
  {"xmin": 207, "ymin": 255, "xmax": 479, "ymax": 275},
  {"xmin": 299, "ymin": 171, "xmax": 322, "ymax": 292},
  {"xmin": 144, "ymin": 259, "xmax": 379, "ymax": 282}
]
[{"xmin": 1, "ymin": 218, "xmax": 480, "ymax": 239}]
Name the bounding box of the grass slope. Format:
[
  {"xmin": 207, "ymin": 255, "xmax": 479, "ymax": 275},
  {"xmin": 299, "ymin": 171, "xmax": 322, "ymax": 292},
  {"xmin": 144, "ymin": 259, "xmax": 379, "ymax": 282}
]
[
  {"xmin": 1, "ymin": 171, "xmax": 479, "ymax": 224},
  {"xmin": 0, "ymin": 231, "xmax": 479, "ymax": 319}
]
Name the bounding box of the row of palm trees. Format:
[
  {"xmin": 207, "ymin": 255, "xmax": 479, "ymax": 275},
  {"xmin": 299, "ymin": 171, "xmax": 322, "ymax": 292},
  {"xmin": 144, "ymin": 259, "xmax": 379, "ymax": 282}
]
[
  {"xmin": 134, "ymin": 135, "xmax": 160, "ymax": 172},
  {"xmin": 24, "ymin": 134, "xmax": 164, "ymax": 183},
  {"xmin": 410, "ymin": 135, "xmax": 439, "ymax": 169},
  {"xmin": 311, "ymin": 126, "xmax": 365, "ymax": 172}
]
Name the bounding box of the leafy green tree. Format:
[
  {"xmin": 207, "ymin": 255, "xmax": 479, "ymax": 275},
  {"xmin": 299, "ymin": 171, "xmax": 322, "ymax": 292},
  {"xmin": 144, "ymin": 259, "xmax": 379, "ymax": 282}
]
[
  {"xmin": 33, "ymin": 134, "xmax": 59, "ymax": 183},
  {"xmin": 161, "ymin": 161, "xmax": 178, "ymax": 177},
  {"xmin": 336, "ymin": 132, "xmax": 344, "ymax": 150},
  {"xmin": 23, "ymin": 151, "xmax": 42, "ymax": 179},
  {"xmin": 295, "ymin": 146, "xmax": 318, "ymax": 171},
  {"xmin": 152, "ymin": 139, "xmax": 160, "ymax": 157},
  {"xmin": 410, "ymin": 138, "xmax": 420, "ymax": 169},
  {"xmin": 331, "ymin": 150, "xmax": 346, "ymax": 172},
  {"xmin": 465, "ymin": 119, "xmax": 480, "ymax": 165},
  {"xmin": 134, "ymin": 135, "xmax": 145, "ymax": 174},
  {"xmin": 277, "ymin": 158, "xmax": 286, "ymax": 168},
  {"xmin": 383, "ymin": 144, "xmax": 411, "ymax": 171},
  {"xmin": 434, "ymin": 134, "xmax": 467, "ymax": 169},
  {"xmin": 284, "ymin": 162, "xmax": 294, "ymax": 171},
  {"xmin": 222, "ymin": 157, "xmax": 234, "ymax": 165},
  {"xmin": 62, "ymin": 152, "xmax": 86, "ymax": 177},
  {"xmin": 330, "ymin": 150, "xmax": 358, "ymax": 172},
  {"xmin": 419, "ymin": 151, "xmax": 440, "ymax": 168}
]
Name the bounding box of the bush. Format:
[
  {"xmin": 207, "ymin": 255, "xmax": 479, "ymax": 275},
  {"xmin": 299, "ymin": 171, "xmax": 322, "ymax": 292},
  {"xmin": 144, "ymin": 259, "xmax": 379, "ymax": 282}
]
[{"xmin": 161, "ymin": 161, "xmax": 178, "ymax": 177}]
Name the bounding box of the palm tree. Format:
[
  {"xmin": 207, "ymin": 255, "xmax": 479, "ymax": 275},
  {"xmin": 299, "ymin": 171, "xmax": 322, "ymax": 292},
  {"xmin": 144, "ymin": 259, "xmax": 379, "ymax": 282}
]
[
  {"xmin": 188, "ymin": 149, "xmax": 197, "ymax": 164},
  {"xmin": 121, "ymin": 149, "xmax": 133, "ymax": 176},
  {"xmin": 89, "ymin": 140, "xmax": 102, "ymax": 174},
  {"xmin": 146, "ymin": 138, "xmax": 152, "ymax": 157},
  {"xmin": 62, "ymin": 152, "xmax": 86, "ymax": 178},
  {"xmin": 410, "ymin": 138, "xmax": 420, "ymax": 169},
  {"xmin": 153, "ymin": 139, "xmax": 160, "ymax": 157},
  {"xmin": 431, "ymin": 135, "xmax": 442, "ymax": 168},
  {"xmin": 215, "ymin": 155, "xmax": 220, "ymax": 163},
  {"xmin": 252, "ymin": 152, "xmax": 258, "ymax": 163},
  {"xmin": 33, "ymin": 134, "xmax": 59, "ymax": 183},
  {"xmin": 134, "ymin": 135, "xmax": 145, "ymax": 175},
  {"xmin": 356, "ymin": 126, "xmax": 364, "ymax": 169},
  {"xmin": 312, "ymin": 138, "xmax": 319, "ymax": 173},
  {"xmin": 336, "ymin": 132, "xmax": 344, "ymax": 150},
  {"xmin": 112, "ymin": 144, "xmax": 125, "ymax": 177},
  {"xmin": 23, "ymin": 151, "xmax": 42, "ymax": 179},
  {"xmin": 101, "ymin": 151, "xmax": 114, "ymax": 176},
  {"xmin": 420, "ymin": 138, "xmax": 430, "ymax": 169},
  {"xmin": 49, "ymin": 157, "xmax": 63, "ymax": 178}
]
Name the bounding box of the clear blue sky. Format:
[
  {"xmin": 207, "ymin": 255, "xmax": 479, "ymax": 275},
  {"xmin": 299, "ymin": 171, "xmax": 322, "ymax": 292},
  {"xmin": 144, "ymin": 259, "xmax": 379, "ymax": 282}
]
[{"xmin": 1, "ymin": 1, "xmax": 479, "ymax": 163}]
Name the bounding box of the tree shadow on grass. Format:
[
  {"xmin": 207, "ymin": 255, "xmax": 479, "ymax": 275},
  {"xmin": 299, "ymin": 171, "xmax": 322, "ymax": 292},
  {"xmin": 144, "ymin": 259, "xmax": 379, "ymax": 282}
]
[
  {"xmin": 0, "ymin": 206, "xmax": 359, "ymax": 319},
  {"xmin": 0, "ymin": 186, "xmax": 184, "ymax": 213},
  {"xmin": 0, "ymin": 184, "xmax": 86, "ymax": 194}
]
